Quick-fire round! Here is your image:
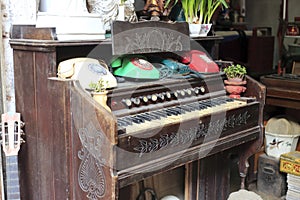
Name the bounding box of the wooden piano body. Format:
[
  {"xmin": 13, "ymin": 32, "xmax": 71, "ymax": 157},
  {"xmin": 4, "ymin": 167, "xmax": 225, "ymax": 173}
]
[{"xmin": 10, "ymin": 23, "xmax": 265, "ymax": 200}]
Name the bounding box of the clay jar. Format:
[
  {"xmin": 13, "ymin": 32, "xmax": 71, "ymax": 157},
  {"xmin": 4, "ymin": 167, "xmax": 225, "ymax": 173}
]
[{"xmin": 224, "ymin": 78, "xmax": 247, "ymax": 98}]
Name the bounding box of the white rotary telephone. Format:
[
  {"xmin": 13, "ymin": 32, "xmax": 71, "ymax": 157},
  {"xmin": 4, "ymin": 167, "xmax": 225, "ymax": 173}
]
[{"xmin": 57, "ymin": 57, "xmax": 117, "ymax": 90}]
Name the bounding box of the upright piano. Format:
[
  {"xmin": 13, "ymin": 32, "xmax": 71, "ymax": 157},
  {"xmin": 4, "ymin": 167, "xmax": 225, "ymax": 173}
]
[{"xmin": 10, "ymin": 23, "xmax": 265, "ymax": 200}]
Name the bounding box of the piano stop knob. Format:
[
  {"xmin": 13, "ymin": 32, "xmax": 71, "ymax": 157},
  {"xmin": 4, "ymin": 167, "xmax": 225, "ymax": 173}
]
[
  {"xmin": 173, "ymin": 91, "xmax": 178, "ymax": 98},
  {"xmin": 200, "ymin": 86, "xmax": 206, "ymax": 94},
  {"xmin": 158, "ymin": 93, "xmax": 165, "ymax": 101},
  {"xmin": 165, "ymin": 91, "xmax": 171, "ymax": 99},
  {"xmin": 141, "ymin": 96, "xmax": 148, "ymax": 103},
  {"xmin": 179, "ymin": 90, "xmax": 185, "ymax": 97},
  {"xmin": 151, "ymin": 94, "xmax": 158, "ymax": 102},
  {"xmin": 122, "ymin": 99, "xmax": 132, "ymax": 107},
  {"xmin": 131, "ymin": 97, "xmax": 141, "ymax": 106},
  {"xmin": 185, "ymin": 89, "xmax": 192, "ymax": 96}
]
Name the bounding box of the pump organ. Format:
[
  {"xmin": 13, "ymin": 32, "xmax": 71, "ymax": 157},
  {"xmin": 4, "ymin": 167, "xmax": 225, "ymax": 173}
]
[{"xmin": 10, "ymin": 22, "xmax": 265, "ymax": 200}]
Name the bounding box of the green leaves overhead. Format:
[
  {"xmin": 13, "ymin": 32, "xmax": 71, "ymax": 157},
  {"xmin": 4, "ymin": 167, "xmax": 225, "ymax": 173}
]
[
  {"xmin": 204, "ymin": 0, "xmax": 228, "ymax": 24},
  {"xmin": 164, "ymin": 0, "xmax": 229, "ymax": 24}
]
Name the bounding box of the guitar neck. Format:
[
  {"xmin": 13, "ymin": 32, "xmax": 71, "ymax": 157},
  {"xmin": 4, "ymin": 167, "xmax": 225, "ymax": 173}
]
[{"xmin": 5, "ymin": 156, "xmax": 20, "ymax": 200}]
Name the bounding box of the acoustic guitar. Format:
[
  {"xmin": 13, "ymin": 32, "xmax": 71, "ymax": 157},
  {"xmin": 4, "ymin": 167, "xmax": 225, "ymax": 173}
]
[{"xmin": 1, "ymin": 112, "xmax": 24, "ymax": 200}]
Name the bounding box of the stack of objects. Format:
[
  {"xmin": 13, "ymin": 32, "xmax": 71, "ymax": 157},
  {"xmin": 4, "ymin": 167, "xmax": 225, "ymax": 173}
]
[
  {"xmin": 256, "ymin": 117, "xmax": 300, "ymax": 198},
  {"xmin": 280, "ymin": 151, "xmax": 300, "ymax": 200}
]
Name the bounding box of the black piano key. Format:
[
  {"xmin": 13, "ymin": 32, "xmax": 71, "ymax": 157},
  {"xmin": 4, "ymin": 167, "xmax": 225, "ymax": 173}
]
[
  {"xmin": 197, "ymin": 102, "xmax": 208, "ymax": 109},
  {"xmin": 187, "ymin": 103, "xmax": 200, "ymax": 110},
  {"xmin": 164, "ymin": 110, "xmax": 173, "ymax": 116},
  {"xmin": 122, "ymin": 117, "xmax": 133, "ymax": 125},
  {"xmin": 215, "ymin": 98, "xmax": 227, "ymax": 105},
  {"xmin": 210, "ymin": 101, "xmax": 220, "ymax": 106},
  {"xmin": 219, "ymin": 99, "xmax": 228, "ymax": 104},
  {"xmin": 226, "ymin": 97, "xmax": 234, "ymax": 102},
  {"xmin": 130, "ymin": 116, "xmax": 144, "ymax": 124},
  {"xmin": 165, "ymin": 108, "xmax": 179, "ymax": 116},
  {"xmin": 136, "ymin": 116, "xmax": 146, "ymax": 123},
  {"xmin": 181, "ymin": 105, "xmax": 193, "ymax": 112},
  {"xmin": 178, "ymin": 106, "xmax": 188, "ymax": 113},
  {"xmin": 199, "ymin": 101, "xmax": 211, "ymax": 108},
  {"xmin": 147, "ymin": 112, "xmax": 161, "ymax": 120},
  {"xmin": 171, "ymin": 108, "xmax": 181, "ymax": 115},
  {"xmin": 130, "ymin": 117, "xmax": 141, "ymax": 124},
  {"xmin": 137, "ymin": 114, "xmax": 152, "ymax": 121},
  {"xmin": 117, "ymin": 119, "xmax": 127, "ymax": 127},
  {"xmin": 174, "ymin": 106, "xmax": 186, "ymax": 114},
  {"xmin": 153, "ymin": 110, "xmax": 168, "ymax": 118},
  {"xmin": 172, "ymin": 107, "xmax": 185, "ymax": 114}
]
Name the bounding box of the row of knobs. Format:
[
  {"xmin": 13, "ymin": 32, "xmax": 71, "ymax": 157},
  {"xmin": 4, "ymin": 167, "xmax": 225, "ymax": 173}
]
[{"xmin": 122, "ymin": 86, "xmax": 206, "ymax": 107}]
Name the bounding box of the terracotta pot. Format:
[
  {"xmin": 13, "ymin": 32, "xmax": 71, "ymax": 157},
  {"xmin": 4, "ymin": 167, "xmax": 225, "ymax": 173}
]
[
  {"xmin": 224, "ymin": 78, "xmax": 247, "ymax": 98},
  {"xmin": 225, "ymin": 85, "xmax": 247, "ymax": 94},
  {"xmin": 227, "ymin": 77, "xmax": 245, "ymax": 83},
  {"xmin": 224, "ymin": 79, "xmax": 247, "ymax": 86}
]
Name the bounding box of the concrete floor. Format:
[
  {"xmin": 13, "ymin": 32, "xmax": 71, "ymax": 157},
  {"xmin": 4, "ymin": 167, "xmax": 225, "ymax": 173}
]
[{"xmin": 248, "ymin": 183, "xmax": 285, "ymax": 200}]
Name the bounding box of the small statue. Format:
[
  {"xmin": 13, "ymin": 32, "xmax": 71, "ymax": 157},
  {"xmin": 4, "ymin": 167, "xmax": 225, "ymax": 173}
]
[
  {"xmin": 87, "ymin": 0, "xmax": 137, "ymax": 30},
  {"xmin": 143, "ymin": 0, "xmax": 164, "ymax": 21}
]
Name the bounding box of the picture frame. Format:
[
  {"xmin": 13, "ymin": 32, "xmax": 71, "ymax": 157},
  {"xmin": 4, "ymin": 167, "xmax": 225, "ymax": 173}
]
[{"xmin": 292, "ymin": 61, "xmax": 300, "ymax": 75}]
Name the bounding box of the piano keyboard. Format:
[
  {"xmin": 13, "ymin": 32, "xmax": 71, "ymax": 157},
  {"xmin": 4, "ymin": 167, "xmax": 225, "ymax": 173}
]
[{"xmin": 117, "ymin": 96, "xmax": 247, "ymax": 134}]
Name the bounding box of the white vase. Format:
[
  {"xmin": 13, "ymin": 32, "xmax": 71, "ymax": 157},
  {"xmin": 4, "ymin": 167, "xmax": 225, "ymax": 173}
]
[
  {"xmin": 189, "ymin": 23, "xmax": 201, "ymax": 37},
  {"xmin": 189, "ymin": 23, "xmax": 212, "ymax": 37},
  {"xmin": 199, "ymin": 24, "xmax": 212, "ymax": 36}
]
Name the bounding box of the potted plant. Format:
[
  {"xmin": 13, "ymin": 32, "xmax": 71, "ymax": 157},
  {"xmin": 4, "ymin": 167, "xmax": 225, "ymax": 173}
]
[
  {"xmin": 89, "ymin": 78, "xmax": 111, "ymax": 112},
  {"xmin": 223, "ymin": 64, "xmax": 247, "ymax": 98},
  {"xmin": 164, "ymin": 0, "xmax": 228, "ymax": 36},
  {"xmin": 223, "ymin": 63, "xmax": 247, "ymax": 82}
]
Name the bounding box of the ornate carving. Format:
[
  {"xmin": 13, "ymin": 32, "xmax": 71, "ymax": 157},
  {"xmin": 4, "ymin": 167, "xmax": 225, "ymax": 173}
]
[
  {"xmin": 111, "ymin": 21, "xmax": 190, "ymax": 55},
  {"xmin": 78, "ymin": 123, "xmax": 107, "ymax": 165},
  {"xmin": 77, "ymin": 123, "xmax": 107, "ymax": 199},
  {"xmin": 134, "ymin": 111, "xmax": 251, "ymax": 157},
  {"xmin": 123, "ymin": 29, "xmax": 184, "ymax": 54},
  {"xmin": 78, "ymin": 147, "xmax": 106, "ymax": 199}
]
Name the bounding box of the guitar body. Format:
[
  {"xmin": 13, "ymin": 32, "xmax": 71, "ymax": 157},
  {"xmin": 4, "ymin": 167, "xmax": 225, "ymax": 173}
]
[{"xmin": 1, "ymin": 113, "xmax": 24, "ymax": 200}]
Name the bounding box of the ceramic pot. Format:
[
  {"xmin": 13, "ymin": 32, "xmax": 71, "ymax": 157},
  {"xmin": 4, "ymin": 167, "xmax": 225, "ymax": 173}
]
[
  {"xmin": 227, "ymin": 77, "xmax": 244, "ymax": 83},
  {"xmin": 199, "ymin": 24, "xmax": 212, "ymax": 36},
  {"xmin": 189, "ymin": 23, "xmax": 201, "ymax": 37},
  {"xmin": 225, "ymin": 85, "xmax": 247, "ymax": 98},
  {"xmin": 224, "ymin": 78, "xmax": 247, "ymax": 98},
  {"xmin": 189, "ymin": 23, "xmax": 212, "ymax": 37},
  {"xmin": 91, "ymin": 91, "xmax": 111, "ymax": 112}
]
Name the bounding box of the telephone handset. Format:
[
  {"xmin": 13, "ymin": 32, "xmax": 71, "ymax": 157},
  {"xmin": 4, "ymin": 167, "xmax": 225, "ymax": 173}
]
[
  {"xmin": 57, "ymin": 57, "xmax": 117, "ymax": 90},
  {"xmin": 181, "ymin": 50, "xmax": 219, "ymax": 73}
]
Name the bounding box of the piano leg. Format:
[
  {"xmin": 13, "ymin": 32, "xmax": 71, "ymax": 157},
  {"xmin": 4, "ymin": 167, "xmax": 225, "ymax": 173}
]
[
  {"xmin": 238, "ymin": 154, "xmax": 249, "ymax": 189},
  {"xmin": 238, "ymin": 128, "xmax": 264, "ymax": 189}
]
